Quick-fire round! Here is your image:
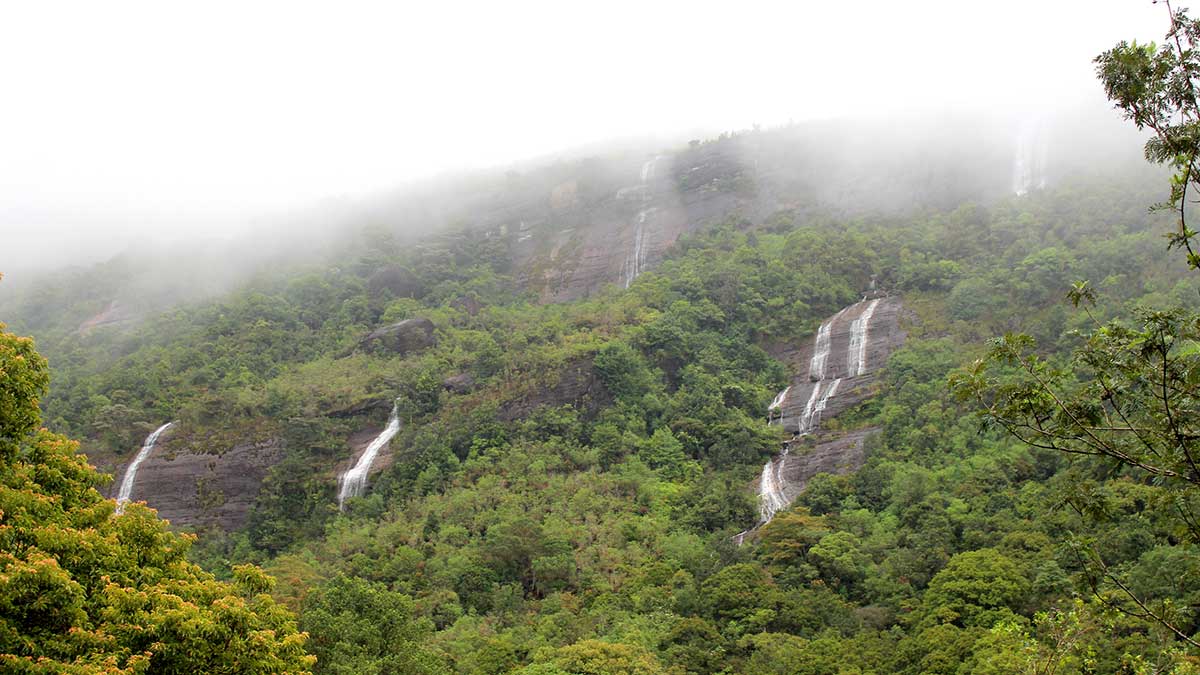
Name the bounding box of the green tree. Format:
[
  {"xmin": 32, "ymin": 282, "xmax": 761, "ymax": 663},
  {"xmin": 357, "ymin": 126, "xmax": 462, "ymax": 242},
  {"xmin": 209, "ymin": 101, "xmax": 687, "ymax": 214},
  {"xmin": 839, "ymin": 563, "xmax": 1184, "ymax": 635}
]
[
  {"xmin": 0, "ymin": 321, "xmax": 315, "ymax": 673},
  {"xmin": 921, "ymin": 549, "xmax": 1029, "ymax": 628},
  {"xmin": 517, "ymin": 640, "xmax": 666, "ymax": 675},
  {"xmin": 952, "ymin": 5, "xmax": 1200, "ymax": 651},
  {"xmin": 300, "ymin": 575, "xmax": 448, "ymax": 675}
]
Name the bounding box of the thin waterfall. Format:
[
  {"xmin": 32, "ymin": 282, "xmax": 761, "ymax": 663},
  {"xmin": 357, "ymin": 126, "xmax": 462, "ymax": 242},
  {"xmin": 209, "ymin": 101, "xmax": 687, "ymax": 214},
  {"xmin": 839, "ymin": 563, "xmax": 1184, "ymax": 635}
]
[
  {"xmin": 1013, "ymin": 118, "xmax": 1048, "ymax": 195},
  {"xmin": 338, "ymin": 402, "xmax": 402, "ymax": 510},
  {"xmin": 797, "ymin": 380, "xmax": 824, "ymax": 433},
  {"xmin": 758, "ymin": 457, "xmax": 789, "ymax": 522},
  {"xmin": 808, "ymin": 320, "xmax": 834, "ymax": 380},
  {"xmin": 115, "ymin": 422, "xmax": 173, "ymax": 514},
  {"xmin": 767, "ymin": 385, "xmax": 790, "ymax": 425},
  {"xmin": 624, "ymin": 156, "xmax": 660, "ymax": 288},
  {"xmin": 846, "ymin": 299, "xmax": 880, "ymax": 377},
  {"xmin": 808, "ymin": 378, "xmax": 841, "ymax": 430}
]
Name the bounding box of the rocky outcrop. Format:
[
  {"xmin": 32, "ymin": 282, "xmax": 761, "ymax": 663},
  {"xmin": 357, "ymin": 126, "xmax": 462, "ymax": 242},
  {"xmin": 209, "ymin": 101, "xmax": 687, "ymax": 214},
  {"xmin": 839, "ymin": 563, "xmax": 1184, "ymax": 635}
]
[
  {"xmin": 754, "ymin": 428, "xmax": 876, "ymax": 507},
  {"xmin": 737, "ymin": 295, "xmax": 905, "ymax": 542},
  {"xmin": 77, "ymin": 300, "xmax": 136, "ymax": 334},
  {"xmin": 109, "ymin": 436, "xmax": 284, "ymax": 530},
  {"xmin": 772, "ymin": 295, "xmax": 905, "ymax": 434},
  {"xmin": 359, "ymin": 318, "xmax": 436, "ymax": 355},
  {"xmin": 497, "ymin": 357, "xmax": 611, "ymax": 422},
  {"xmin": 451, "ymin": 295, "xmax": 483, "ymax": 316},
  {"xmin": 368, "ymin": 265, "xmax": 425, "ymax": 298},
  {"xmin": 443, "ymin": 373, "xmax": 476, "ymax": 394}
]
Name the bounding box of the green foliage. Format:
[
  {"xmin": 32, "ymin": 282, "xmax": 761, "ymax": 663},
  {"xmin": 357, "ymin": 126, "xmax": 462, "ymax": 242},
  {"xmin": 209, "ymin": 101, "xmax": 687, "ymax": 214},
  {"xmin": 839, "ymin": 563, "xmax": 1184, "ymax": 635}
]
[
  {"xmin": 300, "ymin": 575, "xmax": 447, "ymax": 675},
  {"xmin": 7, "ymin": 109, "xmax": 1200, "ymax": 673},
  {"xmin": 0, "ymin": 324, "xmax": 314, "ymax": 673}
]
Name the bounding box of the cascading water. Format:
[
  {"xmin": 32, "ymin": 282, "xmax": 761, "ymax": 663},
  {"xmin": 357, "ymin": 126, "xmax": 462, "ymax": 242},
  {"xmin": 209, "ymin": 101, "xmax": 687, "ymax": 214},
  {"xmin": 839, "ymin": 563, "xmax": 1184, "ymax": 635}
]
[
  {"xmin": 808, "ymin": 320, "xmax": 833, "ymax": 380},
  {"xmin": 846, "ymin": 298, "xmax": 880, "ymax": 377},
  {"xmin": 767, "ymin": 386, "xmax": 790, "ymax": 425},
  {"xmin": 337, "ymin": 402, "xmax": 402, "ymax": 510},
  {"xmin": 800, "ymin": 378, "xmax": 842, "ymax": 434},
  {"xmin": 624, "ymin": 156, "xmax": 661, "ymax": 288},
  {"xmin": 758, "ymin": 457, "xmax": 789, "ymax": 522},
  {"xmin": 741, "ymin": 298, "xmax": 883, "ymax": 541},
  {"xmin": 115, "ymin": 422, "xmax": 173, "ymax": 514}
]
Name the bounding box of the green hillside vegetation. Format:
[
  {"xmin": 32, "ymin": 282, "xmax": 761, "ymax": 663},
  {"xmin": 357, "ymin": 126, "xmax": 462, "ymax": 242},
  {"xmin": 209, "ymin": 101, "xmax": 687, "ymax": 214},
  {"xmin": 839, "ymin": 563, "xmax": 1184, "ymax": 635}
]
[
  {"xmin": 5, "ymin": 13, "xmax": 1200, "ymax": 670},
  {"xmin": 4, "ymin": 160, "xmax": 1197, "ymax": 672}
]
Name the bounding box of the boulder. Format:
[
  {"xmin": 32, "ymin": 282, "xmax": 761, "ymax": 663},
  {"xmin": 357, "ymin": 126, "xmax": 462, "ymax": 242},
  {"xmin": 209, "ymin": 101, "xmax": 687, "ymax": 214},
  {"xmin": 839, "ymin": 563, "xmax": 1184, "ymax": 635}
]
[
  {"xmin": 497, "ymin": 357, "xmax": 612, "ymax": 421},
  {"xmin": 443, "ymin": 373, "xmax": 476, "ymax": 394},
  {"xmin": 368, "ymin": 265, "xmax": 424, "ymax": 298},
  {"xmin": 360, "ymin": 318, "xmax": 436, "ymax": 355},
  {"xmin": 451, "ymin": 295, "xmax": 483, "ymax": 316}
]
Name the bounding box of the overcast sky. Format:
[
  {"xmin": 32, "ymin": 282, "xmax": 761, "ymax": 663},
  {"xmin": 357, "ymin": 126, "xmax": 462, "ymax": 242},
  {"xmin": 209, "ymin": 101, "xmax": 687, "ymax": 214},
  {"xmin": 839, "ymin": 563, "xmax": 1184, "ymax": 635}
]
[{"xmin": 0, "ymin": 0, "xmax": 1169, "ymax": 272}]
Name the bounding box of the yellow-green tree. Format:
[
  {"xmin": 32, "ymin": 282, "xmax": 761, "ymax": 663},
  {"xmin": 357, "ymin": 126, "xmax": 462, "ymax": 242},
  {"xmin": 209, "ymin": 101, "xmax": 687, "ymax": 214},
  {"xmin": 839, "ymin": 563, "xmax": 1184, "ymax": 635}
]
[{"xmin": 0, "ymin": 319, "xmax": 315, "ymax": 674}]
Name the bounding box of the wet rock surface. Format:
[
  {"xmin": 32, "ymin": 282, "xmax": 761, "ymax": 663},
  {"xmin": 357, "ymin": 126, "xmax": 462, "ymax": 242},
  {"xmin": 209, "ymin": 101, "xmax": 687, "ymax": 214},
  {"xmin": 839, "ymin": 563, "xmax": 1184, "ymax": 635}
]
[
  {"xmin": 772, "ymin": 295, "xmax": 905, "ymax": 434},
  {"xmin": 752, "ymin": 428, "xmax": 877, "ymax": 506},
  {"xmin": 109, "ymin": 436, "xmax": 284, "ymax": 530}
]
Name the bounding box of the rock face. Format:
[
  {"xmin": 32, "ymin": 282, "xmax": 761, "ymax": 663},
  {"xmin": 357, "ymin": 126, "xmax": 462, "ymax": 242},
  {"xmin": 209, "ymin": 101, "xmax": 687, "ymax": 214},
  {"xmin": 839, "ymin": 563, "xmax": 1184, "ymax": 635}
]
[
  {"xmin": 108, "ymin": 436, "xmax": 284, "ymax": 530},
  {"xmin": 77, "ymin": 300, "xmax": 137, "ymax": 334},
  {"xmin": 497, "ymin": 357, "xmax": 612, "ymax": 422},
  {"xmin": 739, "ymin": 295, "xmax": 905, "ymax": 540},
  {"xmin": 516, "ymin": 150, "xmax": 746, "ymax": 303},
  {"xmin": 443, "ymin": 373, "xmax": 476, "ymax": 394},
  {"xmin": 771, "ymin": 295, "xmax": 905, "ymax": 434},
  {"xmin": 752, "ymin": 428, "xmax": 876, "ymax": 506},
  {"xmin": 359, "ymin": 318, "xmax": 436, "ymax": 355}
]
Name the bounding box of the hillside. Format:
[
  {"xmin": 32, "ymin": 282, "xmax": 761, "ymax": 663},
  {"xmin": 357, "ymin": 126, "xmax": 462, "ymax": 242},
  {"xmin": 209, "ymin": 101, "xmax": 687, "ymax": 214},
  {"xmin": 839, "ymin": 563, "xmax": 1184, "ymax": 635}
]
[{"xmin": 4, "ymin": 114, "xmax": 1199, "ymax": 673}]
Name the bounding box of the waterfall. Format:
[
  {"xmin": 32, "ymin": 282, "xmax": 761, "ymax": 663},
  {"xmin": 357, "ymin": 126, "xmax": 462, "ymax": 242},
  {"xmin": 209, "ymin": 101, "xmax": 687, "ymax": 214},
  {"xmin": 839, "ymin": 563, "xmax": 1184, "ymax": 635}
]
[
  {"xmin": 115, "ymin": 422, "xmax": 173, "ymax": 514},
  {"xmin": 846, "ymin": 298, "xmax": 880, "ymax": 377},
  {"xmin": 624, "ymin": 156, "xmax": 661, "ymax": 288},
  {"xmin": 1013, "ymin": 118, "xmax": 1048, "ymax": 196},
  {"xmin": 768, "ymin": 386, "xmax": 791, "ymax": 425},
  {"xmin": 337, "ymin": 402, "xmax": 402, "ymax": 510},
  {"xmin": 808, "ymin": 320, "xmax": 834, "ymax": 380},
  {"xmin": 758, "ymin": 457, "xmax": 789, "ymax": 522},
  {"xmin": 799, "ymin": 378, "xmax": 842, "ymax": 434},
  {"xmin": 743, "ymin": 298, "xmax": 880, "ymax": 537}
]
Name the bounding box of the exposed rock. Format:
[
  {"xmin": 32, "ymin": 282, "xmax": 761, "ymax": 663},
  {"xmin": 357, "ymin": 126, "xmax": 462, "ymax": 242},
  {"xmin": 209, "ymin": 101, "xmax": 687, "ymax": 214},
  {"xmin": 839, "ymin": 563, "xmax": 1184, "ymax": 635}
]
[
  {"xmin": 359, "ymin": 317, "xmax": 436, "ymax": 355},
  {"xmin": 337, "ymin": 420, "xmax": 399, "ymax": 490},
  {"xmin": 443, "ymin": 373, "xmax": 476, "ymax": 394},
  {"xmin": 497, "ymin": 357, "xmax": 612, "ymax": 422},
  {"xmin": 753, "ymin": 428, "xmax": 877, "ymax": 506},
  {"xmin": 772, "ymin": 296, "xmax": 905, "ymax": 434},
  {"xmin": 109, "ymin": 436, "xmax": 284, "ymax": 530},
  {"xmin": 450, "ymin": 295, "xmax": 483, "ymax": 316},
  {"xmin": 77, "ymin": 300, "xmax": 136, "ymax": 334},
  {"xmin": 550, "ymin": 180, "xmax": 579, "ymax": 210},
  {"xmin": 368, "ymin": 265, "xmax": 424, "ymax": 298}
]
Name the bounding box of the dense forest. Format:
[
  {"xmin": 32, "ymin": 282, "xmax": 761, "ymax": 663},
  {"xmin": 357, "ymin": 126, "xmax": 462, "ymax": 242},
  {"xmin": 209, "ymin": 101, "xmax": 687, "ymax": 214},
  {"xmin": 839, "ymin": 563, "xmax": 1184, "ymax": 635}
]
[{"xmin": 5, "ymin": 12, "xmax": 1200, "ymax": 675}]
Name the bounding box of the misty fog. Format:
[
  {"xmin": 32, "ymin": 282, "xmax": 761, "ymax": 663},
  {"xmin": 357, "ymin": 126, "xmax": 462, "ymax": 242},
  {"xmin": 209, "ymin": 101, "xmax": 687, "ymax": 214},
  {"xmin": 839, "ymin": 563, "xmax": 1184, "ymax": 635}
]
[{"xmin": 0, "ymin": 0, "xmax": 1166, "ymax": 279}]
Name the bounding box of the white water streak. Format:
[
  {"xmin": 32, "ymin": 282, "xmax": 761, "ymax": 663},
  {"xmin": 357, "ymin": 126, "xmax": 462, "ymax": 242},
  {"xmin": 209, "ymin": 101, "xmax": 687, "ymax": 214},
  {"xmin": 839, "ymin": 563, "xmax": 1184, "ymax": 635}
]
[
  {"xmin": 338, "ymin": 402, "xmax": 402, "ymax": 510},
  {"xmin": 797, "ymin": 380, "xmax": 824, "ymax": 433},
  {"xmin": 624, "ymin": 156, "xmax": 661, "ymax": 288},
  {"xmin": 115, "ymin": 422, "xmax": 173, "ymax": 514},
  {"xmin": 808, "ymin": 320, "xmax": 833, "ymax": 380},
  {"xmin": 767, "ymin": 386, "xmax": 790, "ymax": 425},
  {"xmin": 758, "ymin": 458, "xmax": 789, "ymax": 522},
  {"xmin": 1013, "ymin": 118, "xmax": 1048, "ymax": 195},
  {"xmin": 846, "ymin": 299, "xmax": 880, "ymax": 377}
]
